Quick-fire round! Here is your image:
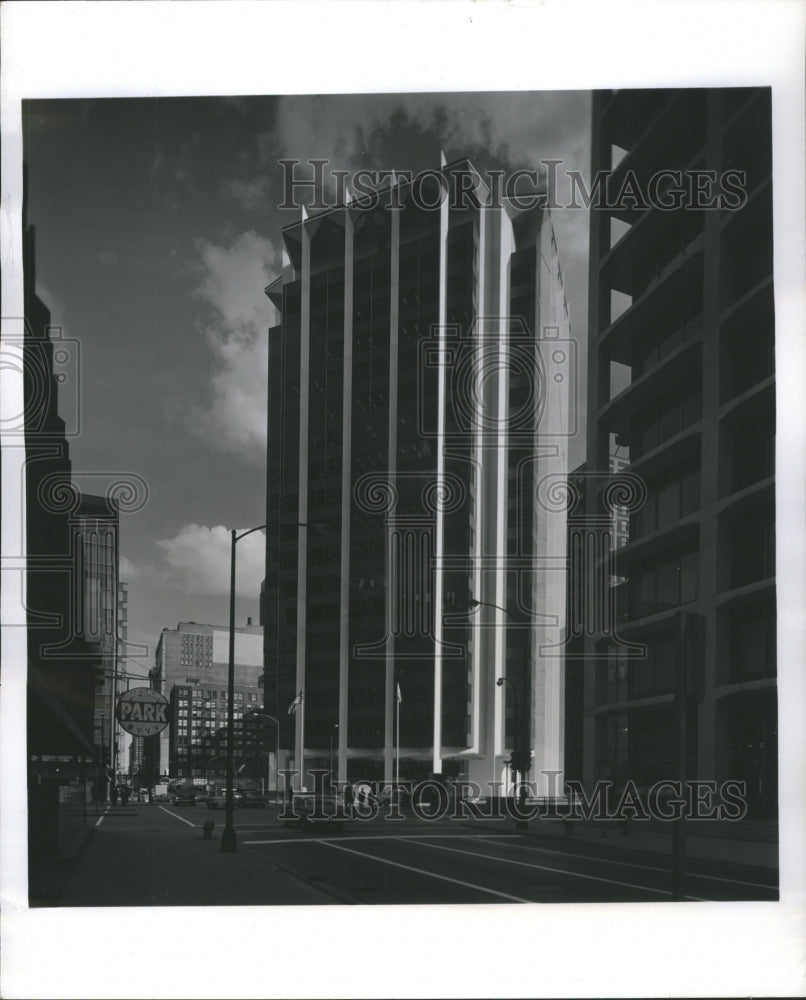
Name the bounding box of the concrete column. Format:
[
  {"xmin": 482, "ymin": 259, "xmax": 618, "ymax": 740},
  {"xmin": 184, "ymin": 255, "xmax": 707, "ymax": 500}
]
[
  {"xmin": 432, "ymin": 174, "xmax": 450, "ymax": 774},
  {"xmin": 295, "ymin": 214, "xmax": 311, "ymax": 787},
  {"xmin": 337, "ymin": 209, "xmax": 354, "ymax": 784},
  {"xmin": 696, "ymin": 90, "xmax": 725, "ymax": 782},
  {"xmin": 384, "ymin": 205, "xmax": 400, "ymax": 785}
]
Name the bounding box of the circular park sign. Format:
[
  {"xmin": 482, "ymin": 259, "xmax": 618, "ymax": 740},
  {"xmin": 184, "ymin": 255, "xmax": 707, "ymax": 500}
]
[{"xmin": 116, "ymin": 687, "xmax": 171, "ymax": 737}]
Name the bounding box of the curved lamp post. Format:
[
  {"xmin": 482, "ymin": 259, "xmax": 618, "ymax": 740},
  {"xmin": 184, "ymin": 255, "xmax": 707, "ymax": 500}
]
[
  {"xmin": 221, "ymin": 524, "xmax": 268, "ymax": 853},
  {"xmin": 221, "ymin": 519, "xmax": 317, "ymax": 851},
  {"xmin": 469, "ymin": 597, "xmax": 510, "ymax": 617}
]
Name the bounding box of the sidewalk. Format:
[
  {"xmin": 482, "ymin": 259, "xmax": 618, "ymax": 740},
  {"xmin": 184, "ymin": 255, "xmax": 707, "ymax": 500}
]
[
  {"xmin": 38, "ymin": 801, "xmax": 342, "ymax": 907},
  {"xmin": 521, "ymin": 816, "xmax": 779, "ymax": 871}
]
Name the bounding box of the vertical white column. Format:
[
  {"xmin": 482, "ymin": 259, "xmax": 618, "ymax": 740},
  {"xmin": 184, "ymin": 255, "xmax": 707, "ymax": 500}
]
[
  {"xmin": 432, "ymin": 176, "xmax": 450, "ymax": 774},
  {"xmin": 468, "ymin": 205, "xmax": 486, "ymax": 756},
  {"xmin": 337, "ymin": 209, "xmax": 354, "ymax": 785},
  {"xmin": 532, "ymin": 211, "xmax": 568, "ymax": 798},
  {"xmin": 492, "ymin": 214, "xmax": 514, "ymax": 782},
  {"xmin": 385, "ymin": 206, "xmax": 400, "ymax": 784},
  {"xmin": 295, "ymin": 215, "xmax": 311, "ymax": 789}
]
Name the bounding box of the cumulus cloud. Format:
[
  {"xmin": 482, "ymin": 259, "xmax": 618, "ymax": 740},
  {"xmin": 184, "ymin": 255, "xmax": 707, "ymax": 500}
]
[
  {"xmin": 119, "ymin": 555, "xmax": 140, "ymax": 583},
  {"xmin": 156, "ymin": 523, "xmax": 265, "ymax": 598},
  {"xmin": 267, "ymin": 91, "xmax": 590, "ymax": 330},
  {"xmin": 191, "ymin": 231, "xmax": 278, "ymax": 459}
]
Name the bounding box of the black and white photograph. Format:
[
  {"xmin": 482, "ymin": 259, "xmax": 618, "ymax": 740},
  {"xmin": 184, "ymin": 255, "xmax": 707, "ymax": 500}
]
[{"xmin": 2, "ymin": 2, "xmax": 804, "ymax": 998}]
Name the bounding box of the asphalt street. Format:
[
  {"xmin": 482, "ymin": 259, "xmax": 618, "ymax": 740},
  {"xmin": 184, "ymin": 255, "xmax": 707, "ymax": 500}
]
[{"xmin": 42, "ymin": 800, "xmax": 778, "ymax": 907}]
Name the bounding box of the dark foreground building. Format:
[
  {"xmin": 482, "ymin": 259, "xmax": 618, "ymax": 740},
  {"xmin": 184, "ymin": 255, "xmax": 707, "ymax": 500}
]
[{"xmin": 580, "ymin": 88, "xmax": 776, "ymax": 816}]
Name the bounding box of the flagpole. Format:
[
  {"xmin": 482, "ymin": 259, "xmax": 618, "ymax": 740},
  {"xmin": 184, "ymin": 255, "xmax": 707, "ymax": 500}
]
[
  {"xmin": 395, "ymin": 683, "xmax": 401, "ymax": 787},
  {"xmin": 300, "ymin": 690, "xmax": 305, "ymax": 791}
]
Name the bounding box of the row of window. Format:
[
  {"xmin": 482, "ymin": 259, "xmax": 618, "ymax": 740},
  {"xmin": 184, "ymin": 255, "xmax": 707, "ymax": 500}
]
[
  {"xmin": 631, "ymin": 466, "xmax": 700, "ymax": 539},
  {"xmin": 629, "ymin": 549, "xmax": 699, "ymax": 618},
  {"xmin": 632, "ymin": 386, "xmax": 702, "ymax": 459}
]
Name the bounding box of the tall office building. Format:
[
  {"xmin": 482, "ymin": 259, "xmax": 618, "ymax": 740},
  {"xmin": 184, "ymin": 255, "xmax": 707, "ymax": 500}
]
[
  {"xmin": 128, "ymin": 736, "xmax": 144, "ymax": 786},
  {"xmin": 263, "ymin": 158, "xmax": 571, "ymax": 793},
  {"xmin": 583, "ymin": 88, "xmax": 776, "ymax": 816},
  {"xmin": 74, "ymin": 493, "xmax": 121, "ymax": 793},
  {"xmin": 23, "ymin": 217, "xmax": 99, "ymax": 882},
  {"xmin": 146, "ymin": 621, "xmax": 264, "ymax": 783}
]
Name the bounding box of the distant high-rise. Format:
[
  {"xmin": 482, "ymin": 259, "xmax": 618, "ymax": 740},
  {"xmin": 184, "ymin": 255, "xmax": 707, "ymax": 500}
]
[
  {"xmin": 582, "ymin": 88, "xmax": 776, "ymax": 816},
  {"xmin": 147, "ymin": 621, "xmax": 264, "ymax": 783},
  {"xmin": 74, "ymin": 492, "xmax": 121, "ymax": 792},
  {"xmin": 263, "ymin": 158, "xmax": 572, "ymax": 793}
]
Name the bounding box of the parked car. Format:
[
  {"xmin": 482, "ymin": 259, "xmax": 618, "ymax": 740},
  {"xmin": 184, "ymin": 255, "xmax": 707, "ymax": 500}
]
[
  {"xmin": 204, "ymin": 789, "xmax": 268, "ymax": 809},
  {"xmin": 235, "ymin": 789, "xmax": 269, "ymax": 808},
  {"xmin": 171, "ymin": 785, "xmax": 201, "ymax": 806}
]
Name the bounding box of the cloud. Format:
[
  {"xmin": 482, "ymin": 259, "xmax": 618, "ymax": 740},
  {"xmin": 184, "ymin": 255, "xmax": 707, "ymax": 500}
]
[
  {"xmin": 266, "ymin": 91, "xmax": 590, "ymax": 331},
  {"xmin": 156, "ymin": 523, "xmax": 265, "ymax": 598},
  {"xmin": 223, "ymin": 176, "xmax": 271, "ymax": 212},
  {"xmin": 191, "ymin": 231, "xmax": 278, "ymax": 459},
  {"xmin": 119, "ymin": 555, "xmax": 140, "ymax": 582}
]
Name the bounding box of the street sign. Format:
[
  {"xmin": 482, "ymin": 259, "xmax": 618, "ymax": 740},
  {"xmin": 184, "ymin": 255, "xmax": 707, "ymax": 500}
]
[{"xmin": 116, "ymin": 687, "xmax": 171, "ymax": 736}]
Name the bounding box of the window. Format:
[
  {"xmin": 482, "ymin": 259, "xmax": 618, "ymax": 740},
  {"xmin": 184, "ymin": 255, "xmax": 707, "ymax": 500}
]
[
  {"xmin": 729, "ymin": 608, "xmax": 776, "ymax": 681},
  {"xmin": 656, "ymin": 560, "xmax": 678, "ymax": 611},
  {"xmin": 680, "ymin": 551, "xmax": 699, "ymax": 603},
  {"xmin": 681, "ymin": 469, "xmax": 700, "ymax": 515},
  {"xmin": 657, "ymin": 481, "xmax": 680, "ymax": 527},
  {"xmin": 632, "ymin": 387, "xmax": 702, "ymax": 459},
  {"xmin": 658, "ymin": 403, "xmax": 681, "ymax": 443},
  {"xmin": 633, "ymin": 466, "xmax": 700, "ymax": 541},
  {"xmin": 630, "ymin": 549, "xmax": 699, "ymax": 618}
]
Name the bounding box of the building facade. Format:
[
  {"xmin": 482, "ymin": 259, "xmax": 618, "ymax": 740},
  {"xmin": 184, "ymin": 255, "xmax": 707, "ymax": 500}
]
[
  {"xmin": 582, "ymin": 88, "xmax": 776, "ymax": 816},
  {"xmin": 128, "ymin": 736, "xmax": 144, "ymax": 787},
  {"xmin": 262, "ymin": 158, "xmax": 571, "ymax": 793},
  {"xmin": 23, "ymin": 218, "xmax": 101, "ymax": 888},
  {"xmin": 74, "ymin": 492, "xmax": 121, "ymax": 798},
  {"xmin": 146, "ymin": 621, "xmax": 265, "ymax": 785}
]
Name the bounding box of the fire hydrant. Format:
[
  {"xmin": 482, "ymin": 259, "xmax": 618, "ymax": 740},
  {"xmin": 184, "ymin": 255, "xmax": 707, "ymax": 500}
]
[{"xmin": 202, "ymin": 820, "xmax": 215, "ymax": 840}]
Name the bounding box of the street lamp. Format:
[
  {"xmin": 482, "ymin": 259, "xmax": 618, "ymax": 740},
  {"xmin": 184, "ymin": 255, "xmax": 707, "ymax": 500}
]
[
  {"xmin": 247, "ymin": 712, "xmax": 281, "ymax": 799},
  {"xmin": 469, "ymin": 597, "xmax": 511, "ymax": 617},
  {"xmin": 221, "ymin": 523, "xmax": 269, "ymax": 853},
  {"xmin": 222, "ymin": 519, "xmax": 319, "ymax": 851},
  {"xmin": 497, "ymin": 675, "xmax": 529, "ymax": 824}
]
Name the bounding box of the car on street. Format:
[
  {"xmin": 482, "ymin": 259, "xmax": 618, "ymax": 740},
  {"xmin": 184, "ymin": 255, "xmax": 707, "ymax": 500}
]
[
  {"xmin": 204, "ymin": 789, "xmax": 269, "ymax": 809},
  {"xmin": 235, "ymin": 789, "xmax": 269, "ymax": 808},
  {"xmin": 171, "ymin": 786, "xmax": 202, "ymax": 806}
]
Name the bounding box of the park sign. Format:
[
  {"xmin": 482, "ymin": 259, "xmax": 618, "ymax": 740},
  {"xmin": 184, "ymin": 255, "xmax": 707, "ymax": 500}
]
[{"xmin": 116, "ymin": 687, "xmax": 171, "ymax": 737}]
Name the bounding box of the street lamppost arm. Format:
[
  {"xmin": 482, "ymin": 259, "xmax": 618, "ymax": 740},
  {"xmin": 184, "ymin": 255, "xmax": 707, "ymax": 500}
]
[
  {"xmin": 470, "ymin": 598, "xmax": 511, "ymax": 617},
  {"xmin": 222, "ymin": 523, "xmax": 271, "ymax": 853}
]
